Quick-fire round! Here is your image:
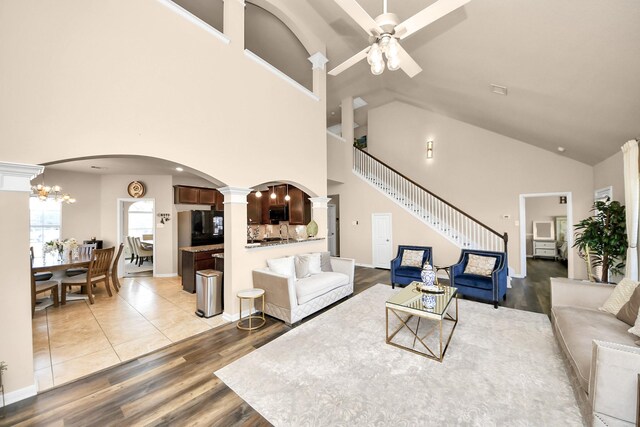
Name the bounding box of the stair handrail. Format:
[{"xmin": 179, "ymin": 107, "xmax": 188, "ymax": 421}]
[{"xmin": 353, "ymin": 146, "xmax": 508, "ymax": 247}]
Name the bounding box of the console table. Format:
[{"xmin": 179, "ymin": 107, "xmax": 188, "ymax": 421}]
[{"xmin": 533, "ymin": 240, "xmax": 556, "ymax": 259}]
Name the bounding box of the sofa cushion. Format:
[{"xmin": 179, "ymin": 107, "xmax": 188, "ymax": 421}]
[
  {"xmin": 295, "ymin": 272, "xmax": 349, "ymax": 305},
  {"xmin": 267, "ymin": 256, "xmax": 295, "ymax": 279},
  {"xmin": 552, "ymin": 305, "xmax": 637, "ymax": 393},
  {"xmin": 401, "ymin": 250, "xmax": 424, "ymax": 267},
  {"xmin": 463, "ymin": 254, "xmax": 496, "ymax": 277},
  {"xmin": 617, "ymin": 285, "xmax": 640, "ymax": 326},
  {"xmin": 454, "ymin": 274, "xmax": 493, "ymax": 290},
  {"xmin": 294, "ymin": 255, "xmax": 311, "ymax": 279},
  {"xmin": 599, "ymin": 278, "xmax": 639, "ymax": 315},
  {"xmin": 629, "ymin": 311, "xmax": 640, "ymax": 338},
  {"xmin": 320, "ymin": 252, "xmax": 333, "ymax": 272}
]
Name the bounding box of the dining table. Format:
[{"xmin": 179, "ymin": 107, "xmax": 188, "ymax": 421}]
[{"xmin": 32, "ymin": 253, "xmax": 93, "ymax": 309}]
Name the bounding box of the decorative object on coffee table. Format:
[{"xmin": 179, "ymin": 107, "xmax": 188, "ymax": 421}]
[
  {"xmin": 306, "ymin": 219, "xmax": 318, "ymax": 238},
  {"xmin": 420, "ymin": 264, "xmax": 435, "ymax": 286}
]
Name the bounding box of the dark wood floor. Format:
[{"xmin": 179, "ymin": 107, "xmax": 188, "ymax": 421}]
[{"xmin": 0, "ymin": 262, "xmax": 561, "ymax": 426}]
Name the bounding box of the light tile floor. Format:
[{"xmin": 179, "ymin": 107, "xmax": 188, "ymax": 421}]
[{"xmin": 33, "ymin": 276, "xmax": 227, "ymax": 391}]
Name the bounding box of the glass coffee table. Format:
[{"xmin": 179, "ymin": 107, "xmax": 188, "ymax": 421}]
[{"xmin": 385, "ymin": 281, "xmax": 458, "ymax": 362}]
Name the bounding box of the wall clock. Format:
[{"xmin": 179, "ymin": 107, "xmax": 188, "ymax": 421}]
[{"xmin": 127, "ymin": 181, "xmax": 146, "ymax": 198}]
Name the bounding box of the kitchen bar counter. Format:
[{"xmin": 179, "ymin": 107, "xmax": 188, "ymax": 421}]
[
  {"xmin": 179, "ymin": 243, "xmax": 225, "ymax": 253},
  {"xmin": 245, "ymin": 237, "xmax": 325, "ymax": 249}
]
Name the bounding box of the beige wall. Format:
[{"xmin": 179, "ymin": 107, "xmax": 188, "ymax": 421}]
[
  {"xmin": 330, "ymin": 101, "xmax": 594, "ymax": 278},
  {"xmin": 594, "ymin": 150, "xmax": 624, "ymax": 202}
]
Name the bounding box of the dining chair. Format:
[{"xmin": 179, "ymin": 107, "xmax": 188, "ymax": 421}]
[
  {"xmin": 134, "ymin": 237, "xmax": 153, "ymax": 267},
  {"xmin": 30, "ymin": 249, "xmax": 59, "ymax": 317},
  {"xmin": 66, "ymin": 243, "xmax": 97, "ymax": 277},
  {"xmin": 61, "ymin": 247, "xmax": 115, "ymax": 305},
  {"xmin": 126, "ymin": 236, "xmax": 138, "ymax": 265},
  {"xmin": 30, "ymin": 247, "xmax": 53, "ymax": 282},
  {"xmin": 110, "ymin": 243, "xmax": 124, "ymax": 292}
]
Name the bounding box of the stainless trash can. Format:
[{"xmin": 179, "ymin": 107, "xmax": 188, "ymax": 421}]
[{"xmin": 195, "ymin": 269, "xmax": 223, "ymax": 318}]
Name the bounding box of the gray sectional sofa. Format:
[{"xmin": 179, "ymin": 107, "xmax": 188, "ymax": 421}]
[{"xmin": 550, "ymin": 277, "xmax": 640, "ymax": 426}]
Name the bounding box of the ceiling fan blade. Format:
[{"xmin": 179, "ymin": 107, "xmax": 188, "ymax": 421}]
[
  {"xmin": 334, "ymin": 0, "xmax": 383, "ymax": 37},
  {"xmin": 396, "ymin": 44, "xmax": 422, "ymax": 78},
  {"xmin": 328, "ymin": 46, "xmax": 370, "ymax": 76},
  {"xmin": 394, "ymin": 0, "xmax": 471, "ymax": 40}
]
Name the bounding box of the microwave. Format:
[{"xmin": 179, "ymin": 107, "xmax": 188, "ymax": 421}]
[{"xmin": 269, "ymin": 205, "xmax": 289, "ymax": 224}]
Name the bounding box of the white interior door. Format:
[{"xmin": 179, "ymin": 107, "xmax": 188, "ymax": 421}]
[
  {"xmin": 372, "ymin": 213, "xmax": 392, "ymax": 269},
  {"xmin": 327, "ymin": 204, "xmax": 337, "ymax": 256}
]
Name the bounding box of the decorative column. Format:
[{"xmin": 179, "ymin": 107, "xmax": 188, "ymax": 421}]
[
  {"xmin": 622, "ymin": 139, "xmax": 639, "ymax": 280},
  {"xmin": 0, "ymin": 162, "xmax": 42, "ymax": 403},
  {"xmin": 218, "ymin": 186, "xmax": 251, "ymax": 321},
  {"xmin": 223, "ymin": 0, "xmax": 245, "ymax": 48},
  {"xmin": 308, "ymin": 52, "xmax": 328, "ymax": 100},
  {"xmin": 309, "ymin": 197, "xmax": 332, "ymax": 243}
]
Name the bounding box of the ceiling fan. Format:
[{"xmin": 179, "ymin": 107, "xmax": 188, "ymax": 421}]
[{"xmin": 328, "ymin": 0, "xmax": 471, "ymax": 78}]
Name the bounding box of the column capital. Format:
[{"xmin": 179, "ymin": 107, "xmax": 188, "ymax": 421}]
[
  {"xmin": 308, "ymin": 197, "xmax": 332, "ymax": 208},
  {"xmin": 218, "ymin": 186, "xmax": 251, "ymax": 204},
  {"xmin": 223, "ymin": 0, "xmax": 245, "ymax": 6},
  {"xmin": 308, "ymin": 52, "xmax": 329, "ymax": 70},
  {"xmin": 0, "ymin": 162, "xmax": 43, "ymax": 192}
]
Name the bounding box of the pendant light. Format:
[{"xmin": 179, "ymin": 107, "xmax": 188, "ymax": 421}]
[
  {"xmin": 270, "ymin": 185, "xmax": 276, "ymax": 200},
  {"xmin": 255, "ymin": 188, "xmax": 262, "ymax": 198},
  {"xmin": 284, "ymin": 184, "xmax": 290, "ymax": 202}
]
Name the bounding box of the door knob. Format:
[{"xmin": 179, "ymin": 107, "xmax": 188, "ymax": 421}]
[{"xmin": 386, "ymin": 239, "xmax": 389, "ymax": 242}]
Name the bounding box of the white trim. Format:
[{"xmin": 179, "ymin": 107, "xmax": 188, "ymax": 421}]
[
  {"xmin": 518, "ymin": 192, "xmax": 573, "ymax": 278},
  {"xmin": 355, "ymin": 262, "xmax": 375, "ymax": 268},
  {"xmin": 155, "ymin": 273, "xmax": 178, "ymax": 278},
  {"xmin": 0, "ymin": 162, "xmax": 43, "ymax": 192},
  {"xmin": 326, "ymin": 130, "xmax": 347, "ymax": 142},
  {"xmin": 5, "ymin": 383, "xmax": 37, "ymax": 405},
  {"xmin": 222, "ymin": 306, "xmax": 256, "ymax": 322},
  {"xmin": 117, "ymin": 198, "xmax": 157, "ymax": 278},
  {"xmin": 308, "ymin": 197, "xmax": 332, "ymax": 209},
  {"xmin": 308, "ymin": 52, "xmax": 329, "ymax": 70},
  {"xmin": 156, "ymin": 0, "xmax": 230, "ymax": 44},
  {"xmin": 244, "ymin": 49, "xmax": 320, "ymax": 101},
  {"xmin": 218, "ymin": 186, "xmax": 251, "ymax": 204}
]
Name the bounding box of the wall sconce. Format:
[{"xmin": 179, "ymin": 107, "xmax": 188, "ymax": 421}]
[{"xmin": 426, "ymin": 140, "xmax": 434, "ymax": 159}]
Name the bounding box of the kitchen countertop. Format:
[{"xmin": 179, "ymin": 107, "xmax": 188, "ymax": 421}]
[
  {"xmin": 245, "ymin": 237, "xmax": 325, "ymax": 249},
  {"xmin": 179, "ymin": 244, "xmax": 224, "ymax": 253}
]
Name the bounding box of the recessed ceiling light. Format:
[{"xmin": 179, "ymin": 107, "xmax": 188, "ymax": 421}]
[
  {"xmin": 175, "ymin": 167, "xmax": 184, "ymax": 172},
  {"xmin": 557, "ymin": 147, "xmax": 565, "ymax": 153},
  {"xmin": 490, "ymin": 84, "xmax": 508, "ymax": 96}
]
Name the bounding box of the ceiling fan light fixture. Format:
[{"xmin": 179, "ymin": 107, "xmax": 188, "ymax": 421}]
[
  {"xmin": 371, "ymin": 61, "xmax": 385, "ymax": 75},
  {"xmin": 387, "ymin": 55, "xmax": 400, "ymax": 71},
  {"xmin": 367, "ymin": 42, "xmax": 382, "ymax": 65}
]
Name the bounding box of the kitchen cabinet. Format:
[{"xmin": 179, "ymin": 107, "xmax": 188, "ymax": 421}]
[
  {"xmin": 181, "ymin": 247, "xmax": 224, "ymax": 293},
  {"xmin": 247, "ymin": 192, "xmax": 262, "ymax": 224},
  {"xmin": 256, "ymin": 185, "xmax": 310, "ymax": 225},
  {"xmin": 174, "ymin": 185, "xmax": 224, "ymax": 208},
  {"xmin": 288, "ymin": 187, "xmax": 310, "ymax": 225}
]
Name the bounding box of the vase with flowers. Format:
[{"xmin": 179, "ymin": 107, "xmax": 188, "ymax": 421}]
[{"xmin": 44, "ymin": 238, "xmax": 79, "ymax": 260}]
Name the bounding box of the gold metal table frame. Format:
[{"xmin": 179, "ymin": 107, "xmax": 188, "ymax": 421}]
[
  {"xmin": 236, "ymin": 288, "xmax": 266, "ymax": 331},
  {"xmin": 385, "ymin": 285, "xmax": 458, "ymax": 362}
]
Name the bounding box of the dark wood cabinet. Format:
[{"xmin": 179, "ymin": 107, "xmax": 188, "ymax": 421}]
[
  {"xmin": 181, "ymin": 248, "xmax": 224, "ymax": 293},
  {"xmin": 174, "ymin": 185, "xmax": 224, "ymax": 208},
  {"xmin": 247, "ymin": 192, "xmax": 262, "ymax": 224},
  {"xmin": 288, "ymin": 187, "xmax": 306, "ymax": 225}
]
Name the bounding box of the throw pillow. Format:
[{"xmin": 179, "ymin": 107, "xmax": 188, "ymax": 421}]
[
  {"xmin": 267, "ymin": 256, "xmax": 295, "ymax": 279},
  {"xmin": 599, "ymin": 278, "xmax": 639, "ymax": 316},
  {"xmin": 294, "ymin": 255, "xmax": 311, "ymax": 279},
  {"xmin": 400, "ymin": 250, "xmax": 424, "ymax": 268},
  {"xmin": 307, "ymin": 253, "xmax": 322, "ymax": 274},
  {"xmin": 628, "ymin": 311, "xmax": 640, "ymax": 338},
  {"xmin": 617, "ymin": 285, "xmax": 640, "ymax": 326},
  {"xmin": 463, "ymin": 254, "xmax": 496, "ymax": 277},
  {"xmin": 320, "ymin": 251, "xmax": 333, "ymax": 272}
]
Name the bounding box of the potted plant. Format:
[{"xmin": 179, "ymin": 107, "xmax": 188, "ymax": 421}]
[{"xmin": 573, "ymin": 199, "xmax": 628, "ymax": 283}]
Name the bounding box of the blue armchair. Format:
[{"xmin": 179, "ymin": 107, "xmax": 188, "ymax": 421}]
[
  {"xmin": 390, "ymin": 245, "xmax": 433, "ymax": 289},
  {"xmin": 450, "ymin": 249, "xmax": 508, "ymax": 309}
]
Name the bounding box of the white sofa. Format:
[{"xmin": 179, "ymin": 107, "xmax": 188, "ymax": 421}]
[
  {"xmin": 252, "ymin": 256, "xmax": 355, "ymax": 325},
  {"xmin": 550, "ymin": 277, "xmax": 640, "ymax": 426}
]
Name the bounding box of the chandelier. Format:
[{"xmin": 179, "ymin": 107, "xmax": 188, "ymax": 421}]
[{"xmin": 31, "ymin": 174, "xmax": 76, "ymax": 204}]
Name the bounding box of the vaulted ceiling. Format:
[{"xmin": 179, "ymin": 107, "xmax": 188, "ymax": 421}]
[{"xmin": 297, "ymin": 0, "xmax": 640, "ymax": 165}]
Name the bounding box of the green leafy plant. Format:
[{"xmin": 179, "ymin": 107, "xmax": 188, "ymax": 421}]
[{"xmin": 573, "ymin": 200, "xmax": 628, "ymax": 283}]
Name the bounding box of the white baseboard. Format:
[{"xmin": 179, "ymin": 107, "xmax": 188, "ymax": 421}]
[
  {"xmin": 355, "ymin": 263, "xmax": 375, "ymax": 268},
  {"xmin": 222, "ymin": 307, "xmax": 257, "ymax": 323},
  {"xmin": 5, "ymin": 383, "xmax": 37, "ymax": 405},
  {"xmin": 154, "ymin": 273, "xmax": 178, "ymax": 278}
]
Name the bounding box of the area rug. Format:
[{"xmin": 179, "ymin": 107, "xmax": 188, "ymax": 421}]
[{"xmin": 215, "ymin": 284, "xmax": 582, "ymax": 426}]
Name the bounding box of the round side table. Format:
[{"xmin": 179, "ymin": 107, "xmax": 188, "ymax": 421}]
[{"xmin": 237, "ymin": 288, "xmax": 266, "ymax": 331}]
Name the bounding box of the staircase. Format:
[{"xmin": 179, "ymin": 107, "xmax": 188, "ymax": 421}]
[{"xmin": 353, "ymin": 147, "xmax": 508, "ymax": 253}]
